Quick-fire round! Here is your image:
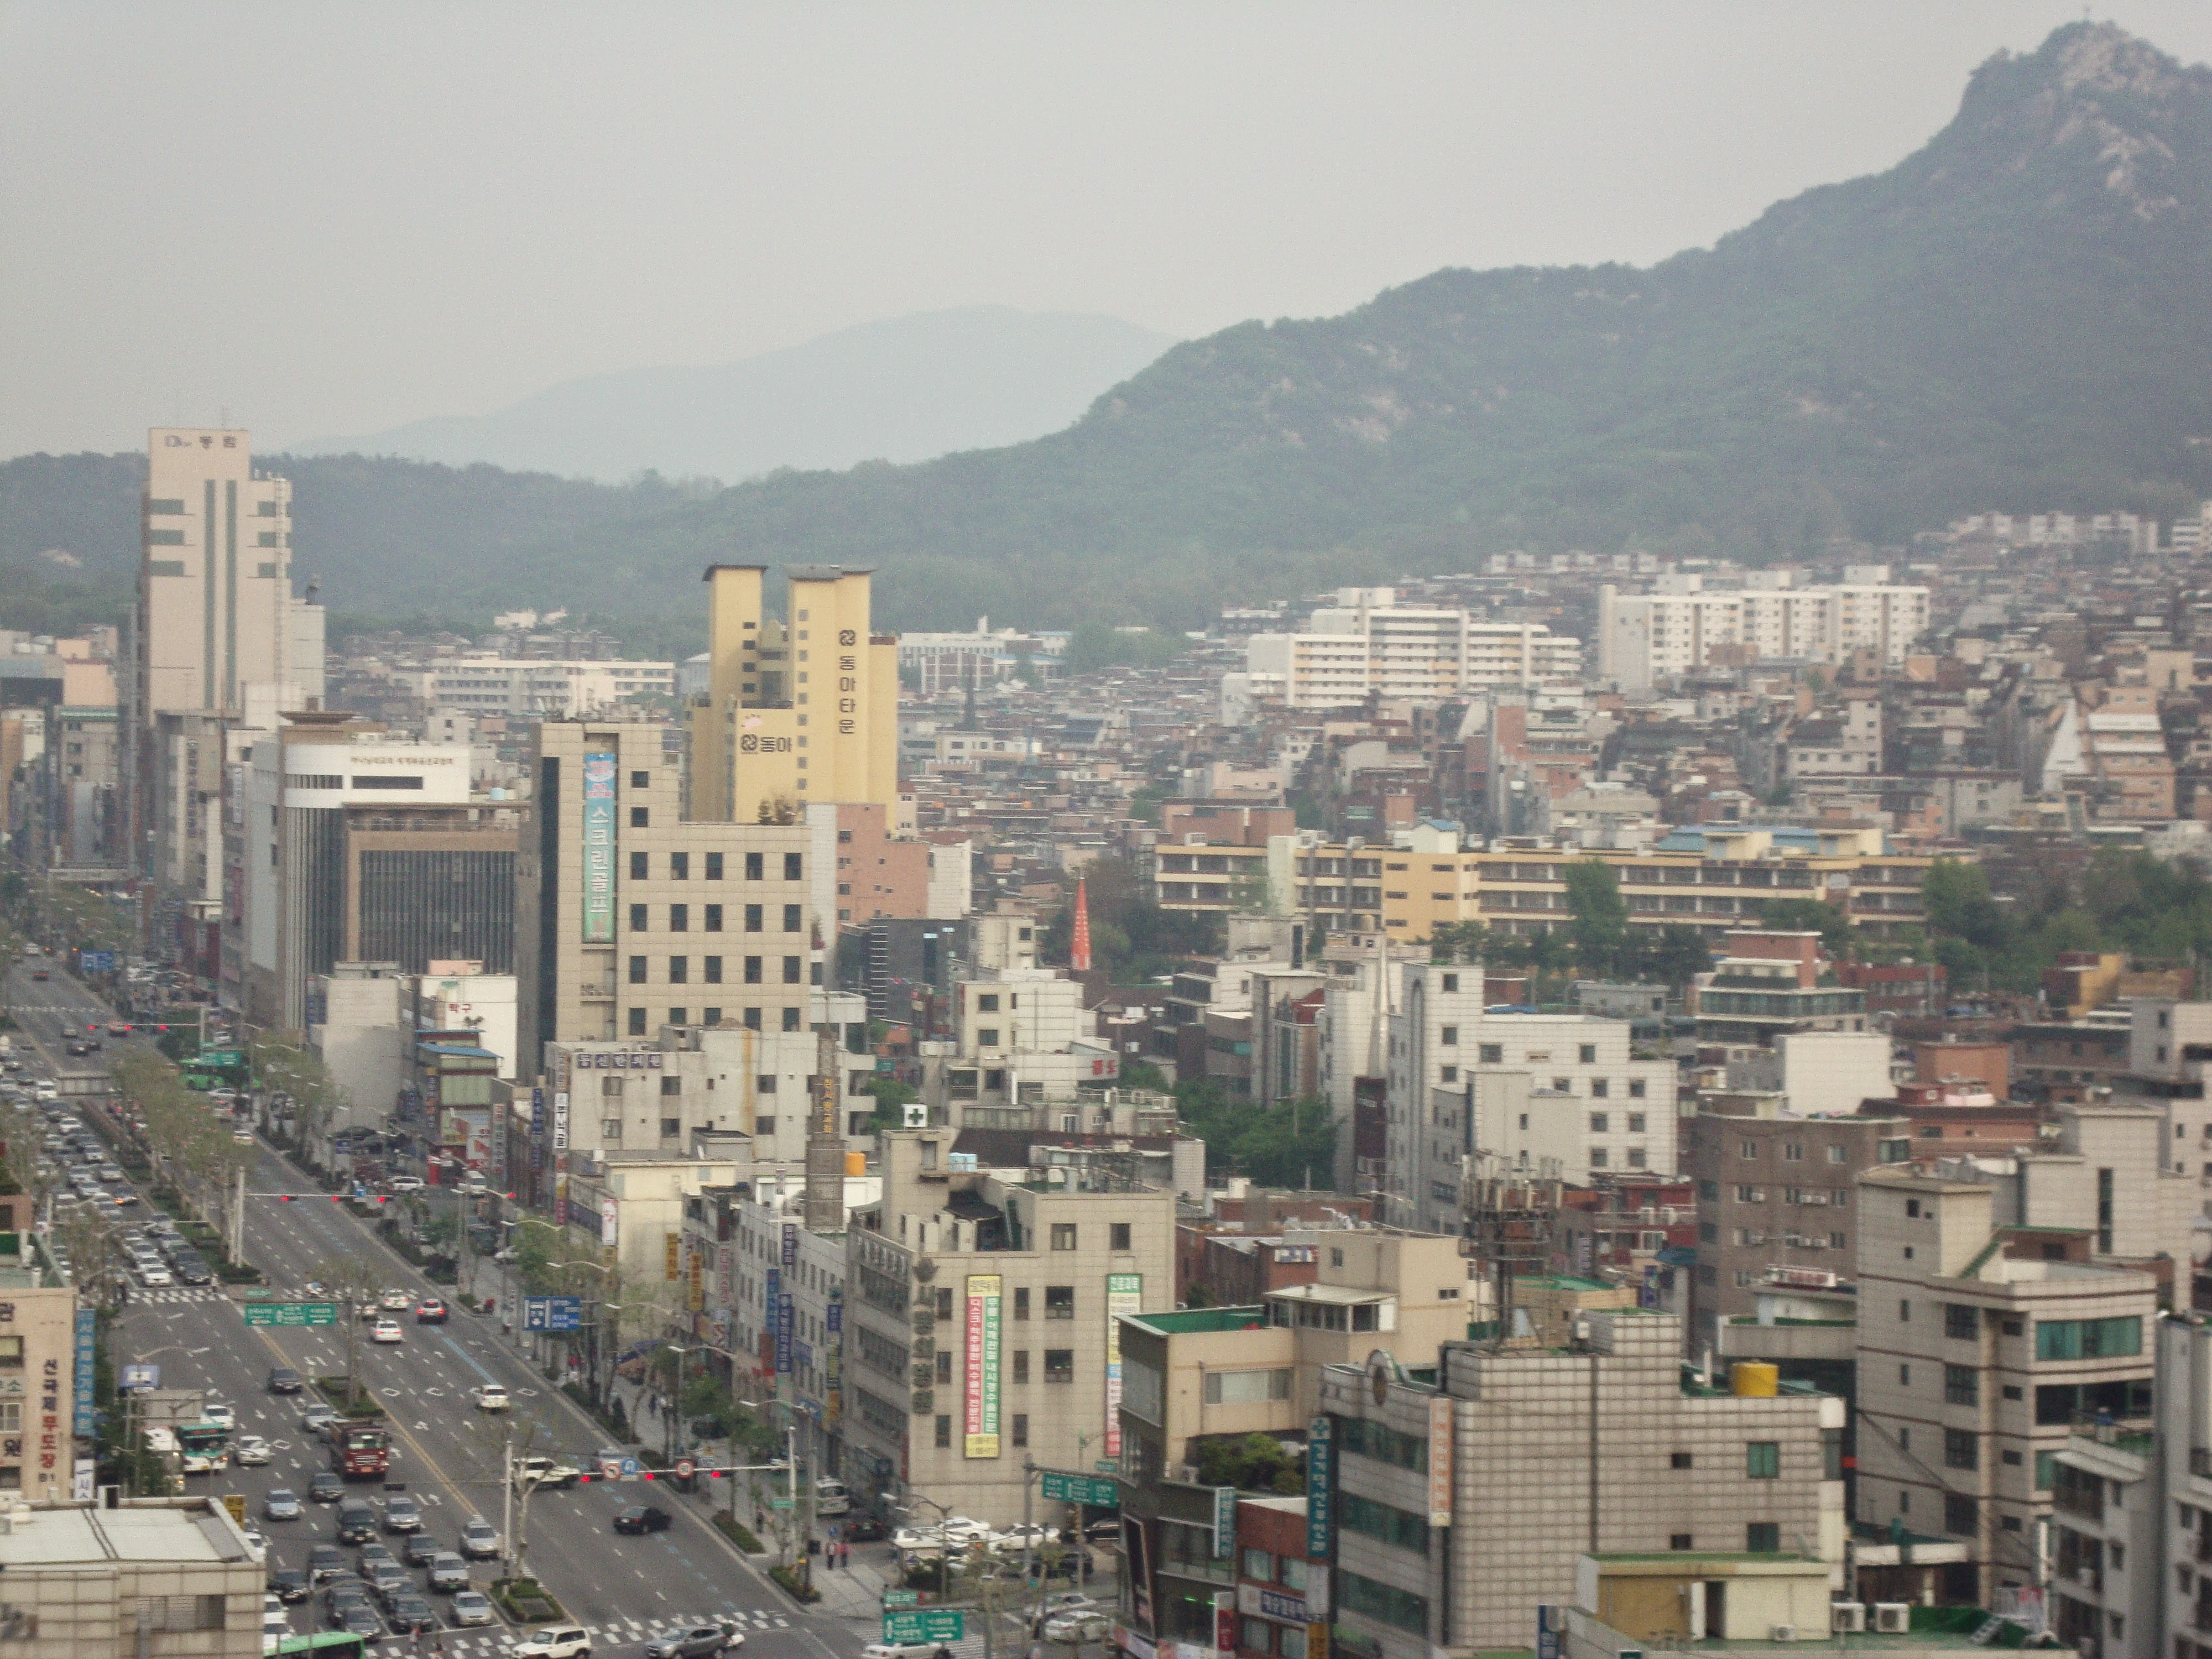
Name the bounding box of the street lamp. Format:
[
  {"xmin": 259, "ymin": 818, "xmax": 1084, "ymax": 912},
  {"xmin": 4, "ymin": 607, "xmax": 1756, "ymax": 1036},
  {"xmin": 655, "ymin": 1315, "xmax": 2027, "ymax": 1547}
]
[{"xmin": 737, "ymin": 1397, "xmax": 802, "ymax": 1575}]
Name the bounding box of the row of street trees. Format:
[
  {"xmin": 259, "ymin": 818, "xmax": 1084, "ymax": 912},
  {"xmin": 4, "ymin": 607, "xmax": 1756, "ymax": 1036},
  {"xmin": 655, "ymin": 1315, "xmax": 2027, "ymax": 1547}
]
[{"xmin": 110, "ymin": 1049, "xmax": 253, "ymax": 1264}]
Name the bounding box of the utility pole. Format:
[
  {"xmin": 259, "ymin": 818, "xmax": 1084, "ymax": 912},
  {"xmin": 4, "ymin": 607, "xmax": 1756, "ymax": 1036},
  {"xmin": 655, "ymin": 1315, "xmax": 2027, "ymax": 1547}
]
[{"xmin": 501, "ymin": 1432, "xmax": 514, "ymax": 1580}]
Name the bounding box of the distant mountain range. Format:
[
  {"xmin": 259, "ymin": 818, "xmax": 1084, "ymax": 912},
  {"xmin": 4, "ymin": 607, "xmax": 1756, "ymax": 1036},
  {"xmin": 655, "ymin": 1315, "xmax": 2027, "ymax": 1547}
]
[
  {"xmin": 284, "ymin": 307, "xmax": 1178, "ymax": 484},
  {"xmin": 8, "ymin": 22, "xmax": 2211, "ymax": 638}
]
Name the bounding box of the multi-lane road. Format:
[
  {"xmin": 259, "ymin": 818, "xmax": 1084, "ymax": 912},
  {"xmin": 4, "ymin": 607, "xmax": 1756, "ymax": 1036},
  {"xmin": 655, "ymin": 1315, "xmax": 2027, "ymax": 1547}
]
[{"xmin": 3, "ymin": 958, "xmax": 870, "ymax": 1659}]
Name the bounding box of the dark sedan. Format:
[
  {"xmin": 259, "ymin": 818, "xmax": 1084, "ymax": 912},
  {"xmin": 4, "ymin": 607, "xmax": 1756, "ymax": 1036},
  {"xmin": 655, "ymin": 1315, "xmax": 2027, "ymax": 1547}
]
[
  {"xmin": 267, "ymin": 1367, "xmax": 302, "ymax": 1394},
  {"xmin": 612, "ymin": 1505, "xmax": 672, "ymax": 1535}
]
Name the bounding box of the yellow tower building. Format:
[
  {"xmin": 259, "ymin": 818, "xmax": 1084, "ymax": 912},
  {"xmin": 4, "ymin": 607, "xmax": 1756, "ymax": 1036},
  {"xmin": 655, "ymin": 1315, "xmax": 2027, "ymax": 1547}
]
[{"xmin": 688, "ymin": 564, "xmax": 899, "ymax": 822}]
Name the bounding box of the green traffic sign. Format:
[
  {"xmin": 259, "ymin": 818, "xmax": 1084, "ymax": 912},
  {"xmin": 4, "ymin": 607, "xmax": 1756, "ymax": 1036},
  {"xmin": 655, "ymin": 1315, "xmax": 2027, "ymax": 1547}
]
[
  {"xmin": 884, "ymin": 1612, "xmax": 964, "ymax": 1645},
  {"xmin": 1093, "ymin": 1459, "xmax": 1119, "ymax": 1475},
  {"xmin": 769, "ymin": 1497, "xmax": 794, "ymax": 1510},
  {"xmin": 241, "ymin": 1302, "xmax": 338, "ymax": 1327},
  {"xmin": 881, "ymin": 1590, "xmax": 920, "ymax": 1609},
  {"xmin": 1040, "ymin": 1470, "xmax": 1119, "ymax": 1507}
]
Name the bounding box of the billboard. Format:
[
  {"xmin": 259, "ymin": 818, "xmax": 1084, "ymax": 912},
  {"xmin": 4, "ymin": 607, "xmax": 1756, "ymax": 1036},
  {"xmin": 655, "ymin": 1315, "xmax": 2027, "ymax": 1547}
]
[
  {"xmin": 581, "ymin": 751, "xmax": 617, "ymax": 943},
  {"xmin": 964, "ymin": 1274, "xmax": 1001, "ymax": 1458},
  {"xmin": 1104, "ymin": 1272, "xmax": 1142, "ymax": 1458}
]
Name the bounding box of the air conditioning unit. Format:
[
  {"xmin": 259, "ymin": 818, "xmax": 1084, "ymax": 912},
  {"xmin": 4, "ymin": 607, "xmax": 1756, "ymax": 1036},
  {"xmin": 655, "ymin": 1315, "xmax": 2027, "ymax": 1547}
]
[
  {"xmin": 1769, "ymin": 1625, "xmax": 1798, "ymax": 1643},
  {"xmin": 1830, "ymin": 1604, "xmax": 1865, "ymax": 1634},
  {"xmin": 1872, "ymin": 1604, "xmax": 1911, "ymax": 1634}
]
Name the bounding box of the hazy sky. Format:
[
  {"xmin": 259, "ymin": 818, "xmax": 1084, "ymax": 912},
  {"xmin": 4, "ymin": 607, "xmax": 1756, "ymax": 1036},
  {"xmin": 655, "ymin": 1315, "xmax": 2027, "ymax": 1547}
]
[{"xmin": 7, "ymin": 1, "xmax": 2212, "ymax": 458}]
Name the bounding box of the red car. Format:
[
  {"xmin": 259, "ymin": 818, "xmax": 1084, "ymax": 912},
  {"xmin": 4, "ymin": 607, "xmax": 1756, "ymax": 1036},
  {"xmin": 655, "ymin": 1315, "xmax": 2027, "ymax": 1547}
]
[{"xmin": 415, "ymin": 1300, "xmax": 448, "ymax": 1324}]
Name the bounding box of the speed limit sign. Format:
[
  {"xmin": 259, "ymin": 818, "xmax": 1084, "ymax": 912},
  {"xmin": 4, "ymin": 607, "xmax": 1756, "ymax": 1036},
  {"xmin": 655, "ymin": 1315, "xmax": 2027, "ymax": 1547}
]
[{"xmin": 674, "ymin": 1458, "xmax": 696, "ymax": 1480}]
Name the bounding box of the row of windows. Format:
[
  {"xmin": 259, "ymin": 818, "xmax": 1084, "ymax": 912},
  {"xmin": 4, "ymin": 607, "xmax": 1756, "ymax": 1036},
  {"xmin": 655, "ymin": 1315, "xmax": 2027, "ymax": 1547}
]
[
  {"xmin": 931, "ymin": 1412, "xmax": 1039, "ymax": 1447},
  {"xmin": 629, "ymin": 955, "xmax": 802, "ymax": 985},
  {"xmin": 1737, "ymin": 1139, "xmax": 1855, "ymax": 1162},
  {"xmin": 627, "ymin": 1006, "xmax": 801, "ymax": 1035},
  {"xmin": 1337, "ymin": 1416, "xmax": 1427, "ymax": 1473},
  {"xmin": 1339, "ymin": 1492, "xmax": 1430, "ymax": 1553},
  {"xmin": 625, "ymin": 901, "xmax": 804, "ymax": 933},
  {"xmin": 626, "ymin": 848, "xmax": 802, "ymax": 881}
]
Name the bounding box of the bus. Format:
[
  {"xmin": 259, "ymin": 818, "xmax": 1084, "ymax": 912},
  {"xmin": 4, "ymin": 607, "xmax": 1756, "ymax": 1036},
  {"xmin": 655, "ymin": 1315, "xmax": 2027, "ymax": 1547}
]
[
  {"xmin": 177, "ymin": 1422, "xmax": 231, "ymax": 1474},
  {"xmin": 276, "ymin": 1634, "xmax": 369, "ymax": 1659}
]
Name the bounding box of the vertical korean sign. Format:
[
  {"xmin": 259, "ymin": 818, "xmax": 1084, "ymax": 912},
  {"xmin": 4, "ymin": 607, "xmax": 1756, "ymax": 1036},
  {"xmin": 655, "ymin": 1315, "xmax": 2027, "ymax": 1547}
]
[
  {"xmin": 1305, "ymin": 1415, "xmax": 1333, "ymax": 1561},
  {"xmin": 1104, "ymin": 1272, "xmax": 1142, "ymax": 1459},
  {"xmin": 72, "ymin": 1308, "xmax": 96, "ymax": 1437},
  {"xmin": 581, "ymin": 751, "xmax": 617, "ymax": 943},
  {"xmin": 964, "ymin": 1274, "xmax": 1001, "ymax": 1458},
  {"xmin": 1427, "ymin": 1393, "xmax": 1454, "ymax": 1526}
]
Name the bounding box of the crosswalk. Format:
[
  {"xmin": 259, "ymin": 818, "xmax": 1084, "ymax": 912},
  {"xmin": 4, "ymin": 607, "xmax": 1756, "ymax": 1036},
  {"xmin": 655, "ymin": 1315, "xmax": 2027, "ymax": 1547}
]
[
  {"xmin": 268, "ymin": 1609, "xmax": 795, "ymax": 1657},
  {"xmin": 135, "ymin": 1286, "xmax": 226, "ymax": 1305}
]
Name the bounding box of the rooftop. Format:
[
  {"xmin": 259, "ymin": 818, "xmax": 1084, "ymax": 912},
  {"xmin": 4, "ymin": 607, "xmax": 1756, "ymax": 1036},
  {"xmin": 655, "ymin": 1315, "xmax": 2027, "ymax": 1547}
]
[
  {"xmin": 1123, "ymin": 1307, "xmax": 1271, "ymax": 1335},
  {"xmin": 0, "ymin": 1500, "xmax": 257, "ymax": 1566}
]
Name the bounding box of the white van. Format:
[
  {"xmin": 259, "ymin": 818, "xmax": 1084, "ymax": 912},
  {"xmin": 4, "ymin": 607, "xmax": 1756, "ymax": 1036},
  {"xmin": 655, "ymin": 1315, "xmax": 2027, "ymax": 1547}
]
[{"xmin": 814, "ymin": 1478, "xmax": 849, "ymax": 1516}]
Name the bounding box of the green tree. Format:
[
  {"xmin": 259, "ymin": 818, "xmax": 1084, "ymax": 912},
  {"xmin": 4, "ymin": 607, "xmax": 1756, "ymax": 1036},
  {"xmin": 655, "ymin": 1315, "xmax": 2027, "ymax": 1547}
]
[
  {"xmin": 1563, "ymin": 860, "xmax": 1630, "ymax": 979},
  {"xmin": 1754, "ymin": 898, "xmax": 1852, "ymax": 957},
  {"xmin": 1194, "ymin": 1432, "xmax": 1304, "ymax": 1495}
]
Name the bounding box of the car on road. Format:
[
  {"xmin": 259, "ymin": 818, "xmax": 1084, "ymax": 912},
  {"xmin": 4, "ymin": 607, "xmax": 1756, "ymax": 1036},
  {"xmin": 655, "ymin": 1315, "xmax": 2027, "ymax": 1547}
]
[
  {"xmin": 385, "ymin": 1596, "xmax": 438, "ymax": 1636},
  {"xmin": 234, "ymin": 1436, "xmax": 273, "ymax": 1466},
  {"xmin": 301, "ymin": 1404, "xmax": 338, "ymax": 1437},
  {"xmin": 860, "ymin": 1644, "xmax": 951, "ymax": 1659},
  {"xmin": 331, "ymin": 1604, "xmax": 382, "ymax": 1640},
  {"xmin": 262, "ymin": 1489, "xmax": 304, "ymax": 1522},
  {"xmin": 107, "ymin": 1022, "xmax": 130, "ymax": 1035},
  {"xmin": 309, "ymin": 1472, "xmax": 345, "ymax": 1503},
  {"xmin": 135, "ymin": 1262, "xmax": 173, "ymax": 1287},
  {"xmin": 96, "ymin": 1164, "xmax": 123, "ymax": 1183},
  {"xmin": 510, "ymin": 1457, "xmax": 578, "ymax": 1491},
  {"xmin": 382, "ymin": 1496, "xmax": 422, "ymax": 1533},
  {"xmin": 426, "ymin": 1553, "xmax": 471, "ymax": 1593},
  {"xmin": 64, "ymin": 1042, "xmax": 87, "ymax": 1057},
  {"xmin": 29, "ymin": 971, "xmax": 48, "ymax": 982},
  {"xmin": 1034, "ymin": 1594, "xmax": 1099, "ymax": 1624},
  {"xmin": 385, "ymin": 1176, "xmax": 424, "ymax": 1193},
  {"xmin": 307, "ymin": 1545, "xmax": 349, "ymax": 1583},
  {"xmin": 364, "ymin": 1561, "xmax": 409, "ymax": 1603},
  {"xmin": 267, "ymin": 1367, "xmax": 302, "ymax": 1394},
  {"xmin": 414, "ymin": 1299, "xmax": 447, "ymax": 1324},
  {"xmin": 471, "ymin": 1384, "xmax": 509, "ymax": 1411},
  {"xmin": 402, "ymin": 1533, "xmax": 443, "ymax": 1568},
  {"xmin": 612, "ymin": 1505, "xmax": 673, "ymax": 1536},
  {"xmin": 380, "ymin": 1290, "xmax": 412, "ymax": 1311},
  {"xmin": 232, "ymin": 1130, "xmax": 254, "ymax": 1144},
  {"xmin": 508, "ymin": 1626, "xmax": 592, "ymax": 1659},
  {"xmin": 368, "ymin": 1318, "xmax": 404, "ymax": 1344},
  {"xmin": 202, "ymin": 1402, "xmax": 234, "ymax": 1428},
  {"xmin": 268, "ymin": 1568, "xmax": 310, "ymax": 1604},
  {"xmin": 641, "ymin": 1623, "xmax": 743, "ymax": 1659},
  {"xmin": 357, "ymin": 1543, "xmax": 398, "ymax": 1572},
  {"xmin": 449, "ymin": 1590, "xmax": 494, "ymax": 1627},
  {"xmin": 1042, "ymin": 1614, "xmax": 1112, "ymax": 1646},
  {"xmin": 459, "ymin": 1517, "xmax": 500, "ymax": 1558},
  {"xmin": 335, "ymin": 1503, "xmax": 378, "ymax": 1545}
]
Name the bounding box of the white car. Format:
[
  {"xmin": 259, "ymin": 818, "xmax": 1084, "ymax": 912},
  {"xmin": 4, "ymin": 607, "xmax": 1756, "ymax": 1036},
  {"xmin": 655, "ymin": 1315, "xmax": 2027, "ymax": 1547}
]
[
  {"xmin": 202, "ymin": 1402, "xmax": 235, "ymax": 1428},
  {"xmin": 472, "ymin": 1385, "xmax": 510, "ymax": 1412},
  {"xmin": 137, "ymin": 1264, "xmax": 173, "ymax": 1287},
  {"xmin": 1042, "ymin": 1615, "xmax": 1112, "ymax": 1646},
  {"xmin": 369, "ymin": 1318, "xmax": 404, "ymax": 1344},
  {"xmin": 234, "ymin": 1435, "xmax": 273, "ymax": 1466},
  {"xmin": 385, "ymin": 1176, "xmax": 425, "ymax": 1194},
  {"xmin": 509, "ymin": 1626, "xmax": 593, "ymax": 1659},
  {"xmin": 381, "ymin": 1290, "xmax": 412, "ymax": 1311}
]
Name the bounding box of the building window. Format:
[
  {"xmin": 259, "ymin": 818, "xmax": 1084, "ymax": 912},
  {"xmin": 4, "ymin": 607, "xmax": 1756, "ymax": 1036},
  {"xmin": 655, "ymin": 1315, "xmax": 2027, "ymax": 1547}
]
[
  {"xmin": 1628, "ymin": 1079, "xmax": 1646, "ymax": 1098},
  {"xmin": 783, "ymin": 956, "xmax": 802, "ymax": 984},
  {"xmin": 630, "ymin": 851, "xmax": 649, "ymax": 880},
  {"xmin": 1014, "ymin": 1287, "xmax": 1030, "ymax": 1321},
  {"xmin": 785, "ymin": 852, "xmax": 804, "ymax": 880},
  {"xmin": 1441, "ymin": 973, "xmax": 1458, "ymax": 993},
  {"xmin": 706, "ymin": 852, "xmax": 723, "ymax": 880},
  {"xmin": 1671, "ymin": 1452, "xmax": 1693, "ymax": 1469},
  {"xmin": 1589, "ymin": 1113, "xmax": 1609, "ymax": 1134},
  {"xmin": 602, "ymin": 1118, "xmax": 623, "ymax": 1140},
  {"xmin": 1590, "ymin": 1078, "xmax": 1609, "ymax": 1099},
  {"xmin": 668, "ymin": 957, "xmax": 688, "ymax": 984},
  {"xmin": 1627, "ymin": 1114, "xmax": 1646, "ymax": 1133},
  {"xmin": 1206, "ymin": 1369, "xmax": 1292, "ymax": 1404},
  {"xmin": 1746, "ymin": 1523, "xmax": 1780, "ymax": 1554},
  {"xmin": 1045, "ymin": 1286, "xmax": 1074, "ymax": 1319},
  {"xmin": 743, "ymin": 1008, "xmax": 761, "ymax": 1030},
  {"xmin": 783, "ymin": 904, "xmax": 802, "ymax": 932},
  {"xmin": 1944, "ymin": 1429, "xmax": 1978, "ymax": 1470},
  {"xmin": 1045, "ymin": 1350, "xmax": 1074, "ymax": 1383},
  {"xmin": 1746, "ymin": 1442, "xmax": 1780, "ymax": 1480},
  {"xmin": 744, "ymin": 904, "xmax": 763, "ymax": 932},
  {"xmin": 670, "ymin": 852, "xmax": 689, "ymax": 880},
  {"xmin": 1051, "ymin": 1224, "xmax": 1078, "ymax": 1251},
  {"xmin": 1740, "ymin": 1140, "xmax": 1760, "ymax": 1159},
  {"xmin": 1944, "ymin": 1494, "xmax": 1977, "ymax": 1537},
  {"xmin": 745, "ymin": 957, "xmax": 763, "ymax": 984},
  {"xmin": 669, "ymin": 1007, "xmax": 688, "ymax": 1026},
  {"xmin": 1670, "ymin": 1533, "xmax": 1693, "ymax": 1551},
  {"xmin": 670, "ymin": 904, "xmax": 688, "ymax": 932},
  {"xmin": 628, "ymin": 1008, "xmax": 646, "ymax": 1036},
  {"xmin": 1111, "ymin": 1222, "xmax": 1131, "ymax": 1251},
  {"xmin": 629, "ymin": 956, "xmax": 648, "ymax": 984},
  {"xmin": 705, "ymin": 904, "xmax": 723, "ymax": 931},
  {"xmin": 1944, "ymin": 1365, "xmax": 1979, "ymax": 1406},
  {"xmin": 1898, "ymin": 1299, "xmax": 1911, "ymax": 1323},
  {"xmin": 1439, "ymin": 1025, "xmax": 1458, "ymax": 1046},
  {"xmin": 745, "ymin": 852, "xmax": 764, "ymax": 880},
  {"xmin": 1579, "ymin": 1044, "xmax": 1597, "ymax": 1063},
  {"xmin": 782, "ymin": 1008, "xmax": 802, "ymax": 1032},
  {"xmin": 1479, "ymin": 1044, "xmax": 1503, "ymax": 1064},
  {"xmin": 978, "ymin": 994, "xmax": 1000, "ymax": 1012},
  {"xmin": 660, "ymin": 1075, "xmax": 682, "ymax": 1098},
  {"xmin": 630, "ymin": 807, "xmax": 649, "ymax": 828},
  {"xmin": 630, "ymin": 904, "xmax": 649, "ymax": 932},
  {"xmin": 2036, "ymin": 1317, "xmax": 2142, "ymax": 1359},
  {"xmin": 1012, "ymin": 1414, "xmax": 1028, "ymax": 1448},
  {"xmin": 705, "ymin": 957, "xmax": 722, "ymax": 984},
  {"xmin": 978, "ymin": 1029, "xmax": 1000, "ymax": 1047},
  {"xmin": 936, "ymin": 1352, "xmax": 953, "ymax": 1385},
  {"xmin": 935, "ymin": 1415, "xmax": 951, "ymax": 1448},
  {"xmin": 1013, "ymin": 1351, "xmax": 1029, "ymax": 1384}
]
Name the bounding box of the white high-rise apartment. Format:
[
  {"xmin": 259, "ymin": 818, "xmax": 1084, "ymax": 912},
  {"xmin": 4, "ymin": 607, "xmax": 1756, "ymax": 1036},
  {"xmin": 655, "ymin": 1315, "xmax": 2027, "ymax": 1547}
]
[
  {"xmin": 1598, "ymin": 576, "xmax": 1929, "ymax": 693},
  {"xmin": 1241, "ymin": 587, "xmax": 1580, "ymax": 709}
]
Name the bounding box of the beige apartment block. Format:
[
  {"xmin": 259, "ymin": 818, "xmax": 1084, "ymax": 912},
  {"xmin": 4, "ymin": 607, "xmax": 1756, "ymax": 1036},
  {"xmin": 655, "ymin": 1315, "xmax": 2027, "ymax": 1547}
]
[
  {"xmin": 518, "ymin": 720, "xmax": 822, "ymax": 1070},
  {"xmin": 0, "ymin": 1231, "xmax": 78, "ymax": 1506},
  {"xmin": 1855, "ymin": 1167, "xmax": 2156, "ymax": 1606},
  {"xmin": 841, "ymin": 1129, "xmax": 1177, "ymax": 1526},
  {"xmin": 0, "ymin": 1498, "xmax": 267, "ymax": 1659},
  {"xmin": 688, "ymin": 565, "xmax": 899, "ymax": 825},
  {"xmin": 1310, "ymin": 1316, "xmax": 1844, "ymax": 1659}
]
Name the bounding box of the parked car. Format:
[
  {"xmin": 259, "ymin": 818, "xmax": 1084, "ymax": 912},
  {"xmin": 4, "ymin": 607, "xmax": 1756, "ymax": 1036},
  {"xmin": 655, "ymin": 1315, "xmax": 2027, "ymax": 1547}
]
[{"xmin": 612, "ymin": 1505, "xmax": 672, "ymax": 1536}]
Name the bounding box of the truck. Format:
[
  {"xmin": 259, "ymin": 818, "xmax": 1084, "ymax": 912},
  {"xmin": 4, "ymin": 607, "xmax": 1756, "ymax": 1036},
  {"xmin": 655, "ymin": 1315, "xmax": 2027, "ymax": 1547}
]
[
  {"xmin": 512, "ymin": 1454, "xmax": 581, "ymax": 1491},
  {"xmin": 329, "ymin": 1417, "xmax": 393, "ymax": 1480}
]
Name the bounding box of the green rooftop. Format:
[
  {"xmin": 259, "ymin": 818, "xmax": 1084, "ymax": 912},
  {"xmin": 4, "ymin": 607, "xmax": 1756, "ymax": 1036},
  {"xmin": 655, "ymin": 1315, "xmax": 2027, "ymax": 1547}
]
[{"xmin": 1124, "ymin": 1306, "xmax": 1271, "ymax": 1334}]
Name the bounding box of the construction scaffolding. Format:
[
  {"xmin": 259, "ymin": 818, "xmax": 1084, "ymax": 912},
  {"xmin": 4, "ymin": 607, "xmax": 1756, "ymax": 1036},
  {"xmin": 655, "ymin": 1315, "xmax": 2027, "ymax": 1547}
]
[{"xmin": 1461, "ymin": 1154, "xmax": 1563, "ymax": 1350}]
